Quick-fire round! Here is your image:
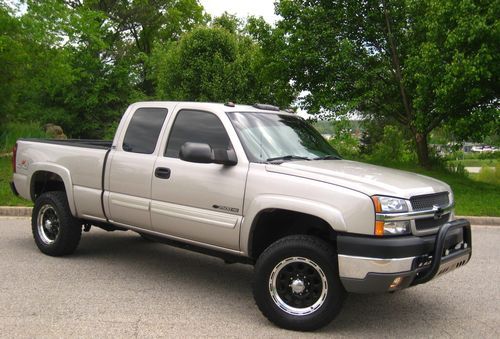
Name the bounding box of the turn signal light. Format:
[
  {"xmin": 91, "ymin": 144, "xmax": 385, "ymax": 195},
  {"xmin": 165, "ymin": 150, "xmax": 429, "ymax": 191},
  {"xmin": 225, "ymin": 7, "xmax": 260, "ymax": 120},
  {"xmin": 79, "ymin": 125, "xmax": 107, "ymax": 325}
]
[
  {"xmin": 375, "ymin": 221, "xmax": 385, "ymax": 236},
  {"xmin": 372, "ymin": 196, "xmax": 382, "ymax": 213}
]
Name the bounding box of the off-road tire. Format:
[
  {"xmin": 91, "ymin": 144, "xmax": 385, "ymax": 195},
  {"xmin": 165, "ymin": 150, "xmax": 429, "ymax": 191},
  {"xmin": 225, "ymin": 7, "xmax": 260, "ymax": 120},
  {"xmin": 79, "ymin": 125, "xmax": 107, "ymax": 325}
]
[
  {"xmin": 32, "ymin": 191, "xmax": 82, "ymax": 256},
  {"xmin": 253, "ymin": 235, "xmax": 345, "ymax": 331}
]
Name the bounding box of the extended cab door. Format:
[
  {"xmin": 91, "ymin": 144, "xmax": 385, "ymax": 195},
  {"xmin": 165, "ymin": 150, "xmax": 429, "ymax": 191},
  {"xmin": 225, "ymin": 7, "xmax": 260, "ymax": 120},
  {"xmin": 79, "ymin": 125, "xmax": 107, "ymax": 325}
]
[
  {"xmin": 106, "ymin": 105, "xmax": 171, "ymax": 229},
  {"xmin": 150, "ymin": 108, "xmax": 248, "ymax": 250}
]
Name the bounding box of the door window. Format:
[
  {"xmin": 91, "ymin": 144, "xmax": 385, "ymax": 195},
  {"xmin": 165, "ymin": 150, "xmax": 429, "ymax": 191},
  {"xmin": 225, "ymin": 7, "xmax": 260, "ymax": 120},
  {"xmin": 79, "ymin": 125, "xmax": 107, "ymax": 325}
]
[{"xmin": 165, "ymin": 110, "xmax": 232, "ymax": 158}]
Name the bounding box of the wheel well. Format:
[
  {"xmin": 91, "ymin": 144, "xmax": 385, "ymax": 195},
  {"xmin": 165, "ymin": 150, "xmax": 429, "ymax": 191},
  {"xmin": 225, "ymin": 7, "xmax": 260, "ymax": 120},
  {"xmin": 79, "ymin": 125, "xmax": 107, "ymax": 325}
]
[
  {"xmin": 31, "ymin": 171, "xmax": 66, "ymax": 201},
  {"xmin": 249, "ymin": 209, "xmax": 336, "ymax": 259}
]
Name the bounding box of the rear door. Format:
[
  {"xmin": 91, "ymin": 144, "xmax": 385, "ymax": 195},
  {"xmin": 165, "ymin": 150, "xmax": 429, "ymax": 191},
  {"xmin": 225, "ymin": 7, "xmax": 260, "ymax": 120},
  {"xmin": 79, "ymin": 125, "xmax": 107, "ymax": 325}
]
[
  {"xmin": 107, "ymin": 105, "xmax": 171, "ymax": 229},
  {"xmin": 150, "ymin": 108, "xmax": 248, "ymax": 250}
]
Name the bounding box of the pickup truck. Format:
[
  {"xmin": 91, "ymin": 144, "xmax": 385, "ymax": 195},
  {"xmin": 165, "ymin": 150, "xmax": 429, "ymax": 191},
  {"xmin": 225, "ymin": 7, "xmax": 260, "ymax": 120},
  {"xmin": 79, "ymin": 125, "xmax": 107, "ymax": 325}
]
[{"xmin": 11, "ymin": 101, "xmax": 472, "ymax": 331}]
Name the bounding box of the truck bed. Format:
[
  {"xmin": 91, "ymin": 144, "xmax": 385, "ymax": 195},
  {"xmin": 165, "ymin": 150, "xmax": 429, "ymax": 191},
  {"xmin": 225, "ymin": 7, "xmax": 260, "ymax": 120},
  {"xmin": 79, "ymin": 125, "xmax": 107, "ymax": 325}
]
[{"xmin": 14, "ymin": 138, "xmax": 112, "ymax": 221}]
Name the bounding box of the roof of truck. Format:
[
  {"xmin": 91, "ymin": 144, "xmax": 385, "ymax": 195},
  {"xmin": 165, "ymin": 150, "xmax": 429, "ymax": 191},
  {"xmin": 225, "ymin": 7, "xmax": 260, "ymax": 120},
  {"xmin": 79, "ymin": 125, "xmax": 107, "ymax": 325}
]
[{"xmin": 131, "ymin": 101, "xmax": 297, "ymax": 116}]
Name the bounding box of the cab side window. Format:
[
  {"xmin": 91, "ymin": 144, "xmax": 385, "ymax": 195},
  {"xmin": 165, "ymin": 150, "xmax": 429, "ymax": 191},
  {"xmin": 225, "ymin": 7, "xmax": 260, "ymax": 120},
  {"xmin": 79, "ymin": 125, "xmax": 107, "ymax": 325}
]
[
  {"xmin": 122, "ymin": 108, "xmax": 168, "ymax": 154},
  {"xmin": 165, "ymin": 110, "xmax": 232, "ymax": 158}
]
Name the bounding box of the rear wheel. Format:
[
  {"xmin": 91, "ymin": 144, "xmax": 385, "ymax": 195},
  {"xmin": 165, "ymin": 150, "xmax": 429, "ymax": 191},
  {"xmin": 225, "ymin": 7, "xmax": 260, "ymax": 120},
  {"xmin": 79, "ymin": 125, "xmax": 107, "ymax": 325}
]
[
  {"xmin": 32, "ymin": 191, "xmax": 82, "ymax": 256},
  {"xmin": 253, "ymin": 235, "xmax": 345, "ymax": 331}
]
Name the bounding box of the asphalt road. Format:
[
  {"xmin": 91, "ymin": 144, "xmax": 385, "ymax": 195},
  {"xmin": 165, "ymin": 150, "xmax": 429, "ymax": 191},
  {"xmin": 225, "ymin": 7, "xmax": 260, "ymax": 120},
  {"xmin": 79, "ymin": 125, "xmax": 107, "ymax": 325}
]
[{"xmin": 0, "ymin": 218, "xmax": 498, "ymax": 338}]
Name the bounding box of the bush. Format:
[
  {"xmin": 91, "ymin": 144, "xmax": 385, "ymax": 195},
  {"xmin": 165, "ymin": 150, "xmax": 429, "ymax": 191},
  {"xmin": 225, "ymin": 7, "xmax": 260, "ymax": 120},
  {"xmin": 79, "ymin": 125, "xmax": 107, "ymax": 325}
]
[
  {"xmin": 475, "ymin": 164, "xmax": 500, "ymax": 185},
  {"xmin": 0, "ymin": 122, "xmax": 47, "ymax": 153},
  {"xmin": 328, "ymin": 119, "xmax": 360, "ymax": 159},
  {"xmin": 362, "ymin": 125, "xmax": 416, "ymax": 165},
  {"xmin": 446, "ymin": 162, "xmax": 469, "ymax": 177}
]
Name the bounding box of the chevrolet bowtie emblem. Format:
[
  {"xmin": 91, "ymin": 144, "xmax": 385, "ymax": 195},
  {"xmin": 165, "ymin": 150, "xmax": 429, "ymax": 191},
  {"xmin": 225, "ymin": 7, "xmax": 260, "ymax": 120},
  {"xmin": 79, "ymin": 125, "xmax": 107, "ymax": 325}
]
[{"xmin": 432, "ymin": 204, "xmax": 443, "ymax": 219}]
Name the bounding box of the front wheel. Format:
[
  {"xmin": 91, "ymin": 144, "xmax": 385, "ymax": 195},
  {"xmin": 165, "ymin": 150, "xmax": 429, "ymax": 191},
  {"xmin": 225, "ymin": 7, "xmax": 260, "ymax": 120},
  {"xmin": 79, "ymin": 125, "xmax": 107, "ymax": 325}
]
[
  {"xmin": 32, "ymin": 191, "xmax": 82, "ymax": 256},
  {"xmin": 253, "ymin": 235, "xmax": 345, "ymax": 331}
]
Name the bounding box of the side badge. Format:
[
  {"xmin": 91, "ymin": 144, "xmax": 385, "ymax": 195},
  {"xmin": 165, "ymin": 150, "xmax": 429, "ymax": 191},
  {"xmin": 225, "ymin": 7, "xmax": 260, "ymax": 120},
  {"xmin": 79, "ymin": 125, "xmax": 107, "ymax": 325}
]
[{"xmin": 213, "ymin": 205, "xmax": 239, "ymax": 213}]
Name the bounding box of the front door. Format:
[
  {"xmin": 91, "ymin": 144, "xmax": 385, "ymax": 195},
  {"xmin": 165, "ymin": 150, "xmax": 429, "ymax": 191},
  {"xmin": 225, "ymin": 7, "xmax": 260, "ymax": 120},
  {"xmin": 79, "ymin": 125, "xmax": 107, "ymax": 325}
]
[{"xmin": 150, "ymin": 109, "xmax": 248, "ymax": 250}]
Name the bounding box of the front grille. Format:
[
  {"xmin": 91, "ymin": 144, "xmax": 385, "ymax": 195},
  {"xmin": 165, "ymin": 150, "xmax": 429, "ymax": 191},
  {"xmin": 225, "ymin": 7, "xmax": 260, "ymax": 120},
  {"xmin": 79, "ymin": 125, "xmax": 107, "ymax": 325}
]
[
  {"xmin": 415, "ymin": 213, "xmax": 450, "ymax": 231},
  {"xmin": 410, "ymin": 192, "xmax": 449, "ymax": 211}
]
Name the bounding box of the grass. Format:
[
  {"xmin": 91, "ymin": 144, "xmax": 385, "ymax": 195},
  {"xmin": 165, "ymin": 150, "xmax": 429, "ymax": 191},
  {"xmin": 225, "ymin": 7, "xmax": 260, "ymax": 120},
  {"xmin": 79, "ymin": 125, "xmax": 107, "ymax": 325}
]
[
  {"xmin": 469, "ymin": 164, "xmax": 500, "ymax": 185},
  {"xmin": 447, "ymin": 159, "xmax": 498, "ymax": 167},
  {"xmin": 0, "ymin": 122, "xmax": 44, "ymax": 206},
  {"xmin": 0, "ymin": 156, "xmax": 32, "ymax": 206}
]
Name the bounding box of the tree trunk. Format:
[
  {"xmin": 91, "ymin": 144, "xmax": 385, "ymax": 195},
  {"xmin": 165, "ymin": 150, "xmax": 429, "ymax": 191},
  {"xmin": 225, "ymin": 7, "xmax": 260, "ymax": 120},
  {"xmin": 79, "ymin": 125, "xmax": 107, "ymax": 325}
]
[{"xmin": 414, "ymin": 132, "xmax": 431, "ymax": 168}]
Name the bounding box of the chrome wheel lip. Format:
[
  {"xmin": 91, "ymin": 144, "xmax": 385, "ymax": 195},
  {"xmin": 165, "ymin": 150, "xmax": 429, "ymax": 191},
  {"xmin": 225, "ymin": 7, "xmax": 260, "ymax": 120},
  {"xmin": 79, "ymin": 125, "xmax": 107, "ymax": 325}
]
[
  {"xmin": 269, "ymin": 256, "xmax": 328, "ymax": 316},
  {"xmin": 37, "ymin": 205, "xmax": 59, "ymax": 245}
]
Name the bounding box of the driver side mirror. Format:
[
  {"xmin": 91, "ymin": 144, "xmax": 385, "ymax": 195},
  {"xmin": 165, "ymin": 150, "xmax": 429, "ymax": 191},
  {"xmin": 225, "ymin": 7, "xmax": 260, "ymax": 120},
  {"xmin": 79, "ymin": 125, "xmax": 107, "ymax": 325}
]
[{"xmin": 179, "ymin": 142, "xmax": 237, "ymax": 166}]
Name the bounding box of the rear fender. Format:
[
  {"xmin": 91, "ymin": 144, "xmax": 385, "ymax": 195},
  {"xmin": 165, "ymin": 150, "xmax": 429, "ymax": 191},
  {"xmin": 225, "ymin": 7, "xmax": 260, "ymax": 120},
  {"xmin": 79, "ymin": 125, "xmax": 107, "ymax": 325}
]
[{"xmin": 28, "ymin": 163, "xmax": 76, "ymax": 216}]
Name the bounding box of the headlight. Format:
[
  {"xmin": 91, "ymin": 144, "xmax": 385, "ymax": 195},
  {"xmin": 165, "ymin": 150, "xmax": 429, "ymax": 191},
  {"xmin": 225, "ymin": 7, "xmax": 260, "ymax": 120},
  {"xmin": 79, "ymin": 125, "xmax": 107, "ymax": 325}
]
[
  {"xmin": 372, "ymin": 196, "xmax": 408, "ymax": 213},
  {"xmin": 372, "ymin": 196, "xmax": 411, "ymax": 236}
]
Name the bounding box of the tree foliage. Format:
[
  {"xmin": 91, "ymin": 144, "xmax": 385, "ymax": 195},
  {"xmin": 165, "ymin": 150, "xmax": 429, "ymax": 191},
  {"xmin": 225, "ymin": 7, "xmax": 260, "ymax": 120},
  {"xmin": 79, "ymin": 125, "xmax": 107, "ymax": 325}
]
[
  {"xmin": 151, "ymin": 16, "xmax": 295, "ymax": 106},
  {"xmin": 0, "ymin": 2, "xmax": 294, "ymax": 138},
  {"xmin": 1, "ymin": 0, "xmax": 497, "ymax": 154},
  {"xmin": 276, "ymin": 0, "xmax": 499, "ymax": 167}
]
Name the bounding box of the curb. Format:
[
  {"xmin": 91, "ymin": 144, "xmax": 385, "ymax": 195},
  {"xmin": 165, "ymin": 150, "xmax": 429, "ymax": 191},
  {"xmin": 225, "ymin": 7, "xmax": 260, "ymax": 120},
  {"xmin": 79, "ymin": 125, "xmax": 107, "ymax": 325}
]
[
  {"xmin": 458, "ymin": 216, "xmax": 500, "ymax": 226},
  {"xmin": 0, "ymin": 206, "xmax": 33, "ymax": 217},
  {"xmin": 0, "ymin": 206, "xmax": 498, "ymax": 225}
]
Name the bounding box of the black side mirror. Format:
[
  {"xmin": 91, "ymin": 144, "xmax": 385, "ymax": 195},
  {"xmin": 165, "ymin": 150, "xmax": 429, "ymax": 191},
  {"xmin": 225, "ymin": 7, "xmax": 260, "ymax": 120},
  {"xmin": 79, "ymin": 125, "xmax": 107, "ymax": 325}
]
[
  {"xmin": 212, "ymin": 148, "xmax": 238, "ymax": 166},
  {"xmin": 179, "ymin": 142, "xmax": 237, "ymax": 166}
]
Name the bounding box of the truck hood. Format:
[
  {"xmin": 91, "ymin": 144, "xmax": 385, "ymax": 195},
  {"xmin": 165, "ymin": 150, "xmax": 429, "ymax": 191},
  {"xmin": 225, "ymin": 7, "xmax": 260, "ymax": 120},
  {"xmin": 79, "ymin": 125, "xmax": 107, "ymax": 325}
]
[{"xmin": 266, "ymin": 160, "xmax": 451, "ymax": 199}]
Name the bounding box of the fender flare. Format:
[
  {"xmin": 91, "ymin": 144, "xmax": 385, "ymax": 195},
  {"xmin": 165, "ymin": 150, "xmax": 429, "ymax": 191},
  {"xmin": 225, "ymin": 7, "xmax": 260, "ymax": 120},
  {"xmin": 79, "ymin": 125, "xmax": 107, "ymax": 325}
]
[
  {"xmin": 28, "ymin": 163, "xmax": 77, "ymax": 216},
  {"xmin": 239, "ymin": 194, "xmax": 347, "ymax": 256}
]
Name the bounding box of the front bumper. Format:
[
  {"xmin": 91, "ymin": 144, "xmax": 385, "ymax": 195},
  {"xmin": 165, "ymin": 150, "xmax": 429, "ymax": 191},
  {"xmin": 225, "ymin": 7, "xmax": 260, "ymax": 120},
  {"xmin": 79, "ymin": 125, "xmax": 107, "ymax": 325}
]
[{"xmin": 337, "ymin": 219, "xmax": 472, "ymax": 293}]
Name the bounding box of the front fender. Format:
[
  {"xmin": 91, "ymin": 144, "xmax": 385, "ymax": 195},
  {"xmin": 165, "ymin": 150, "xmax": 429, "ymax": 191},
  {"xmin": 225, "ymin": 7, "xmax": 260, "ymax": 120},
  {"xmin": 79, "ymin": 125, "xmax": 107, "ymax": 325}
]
[
  {"xmin": 239, "ymin": 194, "xmax": 347, "ymax": 256},
  {"xmin": 28, "ymin": 163, "xmax": 77, "ymax": 216}
]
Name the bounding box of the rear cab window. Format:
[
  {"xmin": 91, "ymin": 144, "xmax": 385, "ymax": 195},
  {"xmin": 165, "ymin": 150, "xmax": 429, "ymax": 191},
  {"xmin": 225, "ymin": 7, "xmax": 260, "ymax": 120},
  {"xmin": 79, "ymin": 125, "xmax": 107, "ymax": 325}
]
[{"xmin": 122, "ymin": 107, "xmax": 168, "ymax": 154}]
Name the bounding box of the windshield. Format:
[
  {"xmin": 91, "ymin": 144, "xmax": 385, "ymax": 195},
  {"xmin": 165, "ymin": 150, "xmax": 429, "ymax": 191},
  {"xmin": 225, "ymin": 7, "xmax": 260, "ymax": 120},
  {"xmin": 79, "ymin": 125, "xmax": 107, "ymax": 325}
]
[{"xmin": 227, "ymin": 112, "xmax": 341, "ymax": 163}]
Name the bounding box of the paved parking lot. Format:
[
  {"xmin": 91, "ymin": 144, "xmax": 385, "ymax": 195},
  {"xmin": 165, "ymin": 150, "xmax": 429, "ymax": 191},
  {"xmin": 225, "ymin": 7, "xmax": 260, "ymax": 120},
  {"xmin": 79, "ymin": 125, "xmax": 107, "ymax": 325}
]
[{"xmin": 0, "ymin": 218, "xmax": 498, "ymax": 338}]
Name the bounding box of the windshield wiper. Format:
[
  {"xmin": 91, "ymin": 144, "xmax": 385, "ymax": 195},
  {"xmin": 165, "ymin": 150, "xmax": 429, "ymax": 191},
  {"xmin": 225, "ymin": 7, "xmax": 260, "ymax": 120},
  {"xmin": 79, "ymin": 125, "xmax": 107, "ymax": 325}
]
[
  {"xmin": 313, "ymin": 155, "xmax": 341, "ymax": 160},
  {"xmin": 266, "ymin": 155, "xmax": 311, "ymax": 162}
]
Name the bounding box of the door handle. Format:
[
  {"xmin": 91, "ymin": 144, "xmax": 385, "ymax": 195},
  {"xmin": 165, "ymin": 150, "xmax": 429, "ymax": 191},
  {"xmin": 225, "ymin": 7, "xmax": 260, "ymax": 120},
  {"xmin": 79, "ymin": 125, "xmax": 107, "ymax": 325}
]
[{"xmin": 155, "ymin": 167, "xmax": 171, "ymax": 179}]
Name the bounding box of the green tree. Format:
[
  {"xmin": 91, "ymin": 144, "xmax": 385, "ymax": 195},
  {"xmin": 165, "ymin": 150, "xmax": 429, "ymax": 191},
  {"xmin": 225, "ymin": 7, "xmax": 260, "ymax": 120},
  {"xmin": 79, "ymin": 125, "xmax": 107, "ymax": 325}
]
[
  {"xmin": 63, "ymin": 0, "xmax": 207, "ymax": 96},
  {"xmin": 244, "ymin": 16, "xmax": 297, "ymax": 108},
  {"xmin": 0, "ymin": 4, "xmax": 25, "ymax": 125},
  {"xmin": 0, "ymin": 2, "xmax": 75, "ymax": 128},
  {"xmin": 276, "ymin": 0, "xmax": 499, "ymax": 167},
  {"xmin": 14, "ymin": 0, "xmax": 135, "ymax": 138},
  {"xmin": 151, "ymin": 21, "xmax": 294, "ymax": 106}
]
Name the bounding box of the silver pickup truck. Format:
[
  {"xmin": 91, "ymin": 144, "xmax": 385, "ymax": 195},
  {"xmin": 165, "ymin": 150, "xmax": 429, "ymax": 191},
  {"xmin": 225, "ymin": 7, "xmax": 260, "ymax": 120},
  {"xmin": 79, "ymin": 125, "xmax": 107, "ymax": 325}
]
[{"xmin": 11, "ymin": 101, "xmax": 472, "ymax": 331}]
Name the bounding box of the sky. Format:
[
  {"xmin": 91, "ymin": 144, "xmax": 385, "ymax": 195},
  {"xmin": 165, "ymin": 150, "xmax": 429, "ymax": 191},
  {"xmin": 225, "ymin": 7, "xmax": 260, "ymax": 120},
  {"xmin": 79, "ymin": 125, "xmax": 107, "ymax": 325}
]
[{"xmin": 199, "ymin": 0, "xmax": 280, "ymax": 24}]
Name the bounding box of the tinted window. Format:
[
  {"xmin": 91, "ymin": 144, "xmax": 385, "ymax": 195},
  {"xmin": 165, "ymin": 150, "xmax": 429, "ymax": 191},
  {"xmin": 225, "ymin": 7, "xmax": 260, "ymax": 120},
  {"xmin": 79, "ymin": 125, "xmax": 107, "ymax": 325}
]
[
  {"xmin": 165, "ymin": 110, "xmax": 231, "ymax": 158},
  {"xmin": 122, "ymin": 108, "xmax": 168, "ymax": 154}
]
